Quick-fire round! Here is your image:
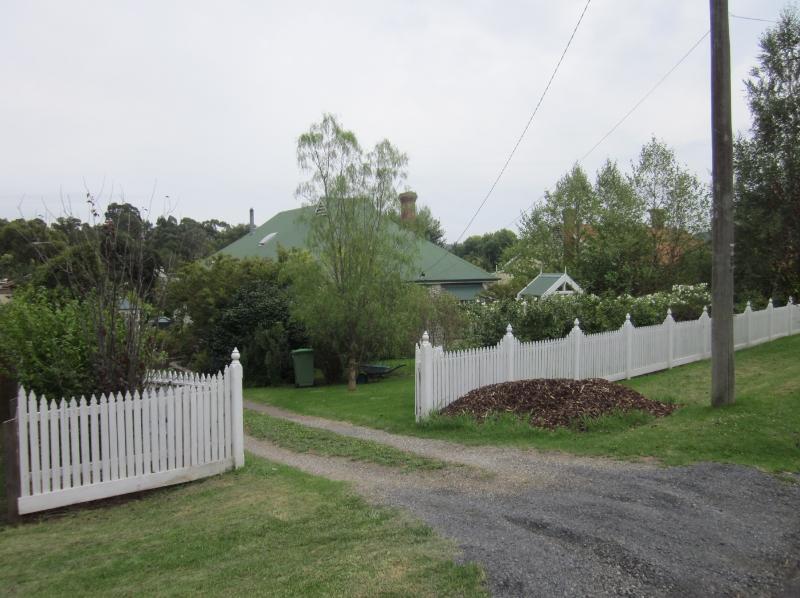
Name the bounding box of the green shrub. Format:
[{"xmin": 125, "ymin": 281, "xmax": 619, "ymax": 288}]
[
  {"xmin": 461, "ymin": 284, "xmax": 711, "ymax": 346},
  {"xmin": 0, "ymin": 288, "xmax": 163, "ymax": 400},
  {"xmin": 207, "ymin": 280, "xmax": 307, "ymax": 386}
]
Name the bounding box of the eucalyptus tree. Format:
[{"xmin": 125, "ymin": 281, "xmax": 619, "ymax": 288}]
[
  {"xmin": 512, "ymin": 164, "xmax": 598, "ymax": 282},
  {"xmin": 291, "ymin": 114, "xmax": 416, "ymax": 389},
  {"xmin": 630, "ymin": 138, "xmax": 710, "ymax": 289}
]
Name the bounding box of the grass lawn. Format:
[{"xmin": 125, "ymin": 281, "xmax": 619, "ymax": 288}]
[
  {"xmin": 245, "ymin": 335, "xmax": 800, "ymax": 472},
  {"xmin": 245, "ymin": 410, "xmax": 446, "ymax": 471},
  {"xmin": 0, "ymin": 455, "xmax": 485, "ymax": 596}
]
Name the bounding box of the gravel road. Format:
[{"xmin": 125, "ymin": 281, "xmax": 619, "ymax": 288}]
[{"xmin": 245, "ymin": 401, "xmax": 800, "ymax": 597}]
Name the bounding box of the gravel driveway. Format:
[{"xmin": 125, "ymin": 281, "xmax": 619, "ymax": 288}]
[{"xmin": 245, "ymin": 401, "xmax": 800, "ymax": 597}]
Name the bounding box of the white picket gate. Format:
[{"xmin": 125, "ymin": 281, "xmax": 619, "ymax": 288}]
[
  {"xmin": 10, "ymin": 349, "xmax": 245, "ymax": 515},
  {"xmin": 415, "ymin": 299, "xmax": 800, "ymax": 420}
]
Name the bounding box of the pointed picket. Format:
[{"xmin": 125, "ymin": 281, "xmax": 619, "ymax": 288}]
[
  {"xmin": 174, "ymin": 386, "xmax": 184, "ymax": 469},
  {"xmin": 90, "ymin": 395, "xmax": 101, "ymax": 484},
  {"xmin": 49, "ymin": 400, "xmax": 61, "ymax": 492},
  {"xmin": 133, "ymin": 391, "xmax": 143, "ymax": 476},
  {"xmin": 115, "ymin": 392, "xmax": 127, "ymax": 479},
  {"xmin": 99, "ymin": 394, "xmax": 111, "ymax": 482},
  {"xmin": 158, "ymin": 388, "xmax": 167, "ymax": 472},
  {"xmin": 59, "ymin": 399, "xmax": 71, "ymax": 489},
  {"xmin": 28, "ymin": 391, "xmax": 41, "ymax": 494},
  {"xmin": 40, "ymin": 397, "xmax": 51, "ymax": 493},
  {"xmin": 79, "ymin": 397, "xmax": 90, "ymax": 485},
  {"xmin": 182, "ymin": 386, "xmax": 191, "ymax": 468},
  {"xmin": 142, "ymin": 389, "xmax": 153, "ymax": 474},
  {"xmin": 223, "ymin": 366, "xmax": 231, "ymax": 459},
  {"xmin": 108, "ymin": 393, "xmax": 119, "ymax": 481},
  {"xmin": 18, "ymin": 388, "xmax": 30, "ymax": 497},
  {"xmin": 210, "ymin": 374, "xmax": 219, "ymax": 462},
  {"xmin": 216, "ymin": 371, "xmax": 224, "ymax": 462},
  {"xmin": 69, "ymin": 398, "xmax": 80, "ymax": 487},
  {"xmin": 149, "ymin": 388, "xmax": 160, "ymax": 473},
  {"xmin": 190, "ymin": 383, "xmax": 198, "ymax": 466},
  {"xmin": 124, "ymin": 392, "xmax": 134, "ymax": 477},
  {"xmin": 166, "ymin": 387, "xmax": 176, "ymax": 471}
]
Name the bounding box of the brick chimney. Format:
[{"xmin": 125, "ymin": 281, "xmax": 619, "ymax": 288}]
[
  {"xmin": 249, "ymin": 208, "xmax": 256, "ymax": 233},
  {"xmin": 399, "ymin": 191, "xmax": 417, "ymax": 223}
]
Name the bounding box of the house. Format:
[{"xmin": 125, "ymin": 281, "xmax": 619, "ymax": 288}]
[
  {"xmin": 217, "ymin": 192, "xmax": 498, "ymax": 301},
  {"xmin": 516, "ymin": 271, "xmax": 582, "ymax": 300}
]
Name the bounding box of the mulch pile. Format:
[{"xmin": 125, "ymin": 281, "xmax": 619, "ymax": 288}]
[{"xmin": 440, "ymin": 378, "xmax": 678, "ymax": 430}]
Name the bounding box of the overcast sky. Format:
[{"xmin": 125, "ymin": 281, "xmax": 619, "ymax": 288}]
[{"xmin": 0, "ymin": 0, "xmax": 788, "ymax": 241}]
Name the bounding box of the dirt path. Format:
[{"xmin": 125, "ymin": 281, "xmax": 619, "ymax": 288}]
[{"xmin": 244, "ymin": 401, "xmax": 800, "ymax": 597}]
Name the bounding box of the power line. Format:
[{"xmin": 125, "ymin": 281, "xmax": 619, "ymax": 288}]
[
  {"xmin": 506, "ymin": 29, "xmax": 710, "ymax": 230},
  {"xmin": 434, "ymin": 0, "xmax": 591, "ymax": 260},
  {"xmin": 730, "ymin": 13, "xmax": 777, "ymax": 24},
  {"xmin": 579, "ymin": 30, "xmax": 709, "ymax": 162},
  {"xmin": 501, "ymin": 14, "xmax": 776, "ymax": 233}
]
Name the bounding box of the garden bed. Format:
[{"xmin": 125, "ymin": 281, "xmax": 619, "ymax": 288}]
[{"xmin": 440, "ymin": 378, "xmax": 678, "ymax": 430}]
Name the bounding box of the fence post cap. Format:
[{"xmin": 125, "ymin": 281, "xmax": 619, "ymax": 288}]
[
  {"xmin": 667, "ymin": 307, "xmax": 672, "ymax": 316},
  {"xmin": 573, "ymin": 318, "xmax": 580, "ymax": 328},
  {"xmin": 746, "ymin": 300, "xmax": 752, "ymax": 309},
  {"xmin": 789, "ymin": 296, "xmax": 794, "ymax": 305},
  {"xmin": 231, "ymin": 347, "xmax": 240, "ymax": 361},
  {"xmin": 768, "ymin": 298, "xmax": 774, "ymax": 307},
  {"xmin": 505, "ymin": 323, "xmax": 513, "ymax": 335},
  {"xmin": 702, "ymin": 305, "xmax": 708, "ymax": 314},
  {"xmin": 625, "ymin": 313, "xmax": 631, "ymax": 322},
  {"xmin": 421, "ymin": 331, "xmax": 430, "ymax": 344}
]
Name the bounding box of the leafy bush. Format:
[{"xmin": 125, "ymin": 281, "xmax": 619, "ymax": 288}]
[
  {"xmin": 207, "ymin": 280, "xmax": 306, "ymax": 386},
  {"xmin": 460, "ymin": 284, "xmax": 711, "ymax": 347},
  {"xmin": 0, "ymin": 287, "xmax": 163, "ymax": 400},
  {"xmin": 165, "ymin": 255, "xmax": 307, "ymax": 385}
]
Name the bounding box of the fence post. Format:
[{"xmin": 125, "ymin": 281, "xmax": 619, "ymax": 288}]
[
  {"xmin": 420, "ymin": 331, "xmax": 434, "ymax": 419},
  {"xmin": 623, "ymin": 314, "xmax": 633, "ymax": 379},
  {"xmin": 665, "ymin": 308, "xmax": 675, "ymax": 369},
  {"xmin": 2, "ymin": 373, "xmax": 20, "ymax": 523},
  {"xmin": 504, "ymin": 324, "xmax": 515, "ymax": 382},
  {"xmin": 767, "ymin": 298, "xmax": 774, "ymax": 340},
  {"xmin": 571, "ymin": 318, "xmax": 582, "ymax": 380},
  {"xmin": 700, "ymin": 306, "xmax": 711, "ymax": 358},
  {"xmin": 744, "ymin": 301, "xmax": 752, "ymax": 346},
  {"xmin": 789, "ymin": 297, "xmax": 795, "ymax": 336},
  {"xmin": 230, "ymin": 348, "xmax": 245, "ymax": 469}
]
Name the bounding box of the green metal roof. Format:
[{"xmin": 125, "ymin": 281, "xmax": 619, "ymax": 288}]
[
  {"xmin": 217, "ymin": 206, "xmax": 497, "ymax": 284},
  {"xmin": 517, "ymin": 273, "xmax": 565, "ymax": 298}
]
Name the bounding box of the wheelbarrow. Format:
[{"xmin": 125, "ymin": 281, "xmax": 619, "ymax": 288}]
[{"xmin": 356, "ymin": 363, "xmax": 405, "ymax": 384}]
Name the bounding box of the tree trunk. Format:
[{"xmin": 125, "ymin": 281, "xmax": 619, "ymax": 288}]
[{"xmin": 347, "ymin": 357, "xmax": 357, "ymax": 391}]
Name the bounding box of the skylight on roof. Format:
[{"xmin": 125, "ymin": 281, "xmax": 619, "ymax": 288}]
[{"xmin": 258, "ymin": 232, "xmax": 277, "ymax": 246}]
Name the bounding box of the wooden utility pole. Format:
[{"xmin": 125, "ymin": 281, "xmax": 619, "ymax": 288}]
[{"xmin": 710, "ymin": 0, "xmax": 735, "ymax": 406}]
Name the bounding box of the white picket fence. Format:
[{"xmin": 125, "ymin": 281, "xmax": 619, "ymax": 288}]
[
  {"xmin": 11, "ymin": 349, "xmax": 245, "ymax": 515},
  {"xmin": 415, "ymin": 299, "xmax": 800, "ymax": 420}
]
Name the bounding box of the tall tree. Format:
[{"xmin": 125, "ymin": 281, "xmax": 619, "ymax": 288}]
[
  {"xmin": 630, "ymin": 138, "xmax": 710, "ymax": 290},
  {"xmin": 291, "ymin": 114, "xmax": 416, "ymax": 390},
  {"xmin": 734, "ymin": 7, "xmax": 800, "ymax": 300},
  {"xmin": 451, "ymin": 229, "xmax": 517, "ymax": 271},
  {"xmin": 581, "ymin": 160, "xmax": 651, "ymax": 293},
  {"xmin": 512, "ymin": 164, "xmax": 599, "ymax": 282}
]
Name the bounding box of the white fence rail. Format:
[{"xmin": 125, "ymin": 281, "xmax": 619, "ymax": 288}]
[
  {"xmin": 415, "ymin": 299, "xmax": 800, "ymax": 420},
  {"xmin": 10, "ymin": 349, "xmax": 245, "ymax": 515}
]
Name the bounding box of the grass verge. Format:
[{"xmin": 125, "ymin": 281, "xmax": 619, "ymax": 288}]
[
  {"xmin": 245, "ymin": 336, "xmax": 800, "ymax": 472},
  {"xmin": 244, "ymin": 410, "xmax": 445, "ymax": 472},
  {"xmin": 0, "ymin": 454, "xmax": 484, "ymax": 596}
]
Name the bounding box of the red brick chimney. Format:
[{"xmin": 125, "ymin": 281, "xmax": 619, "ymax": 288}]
[{"xmin": 399, "ymin": 191, "xmax": 417, "ymax": 223}]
